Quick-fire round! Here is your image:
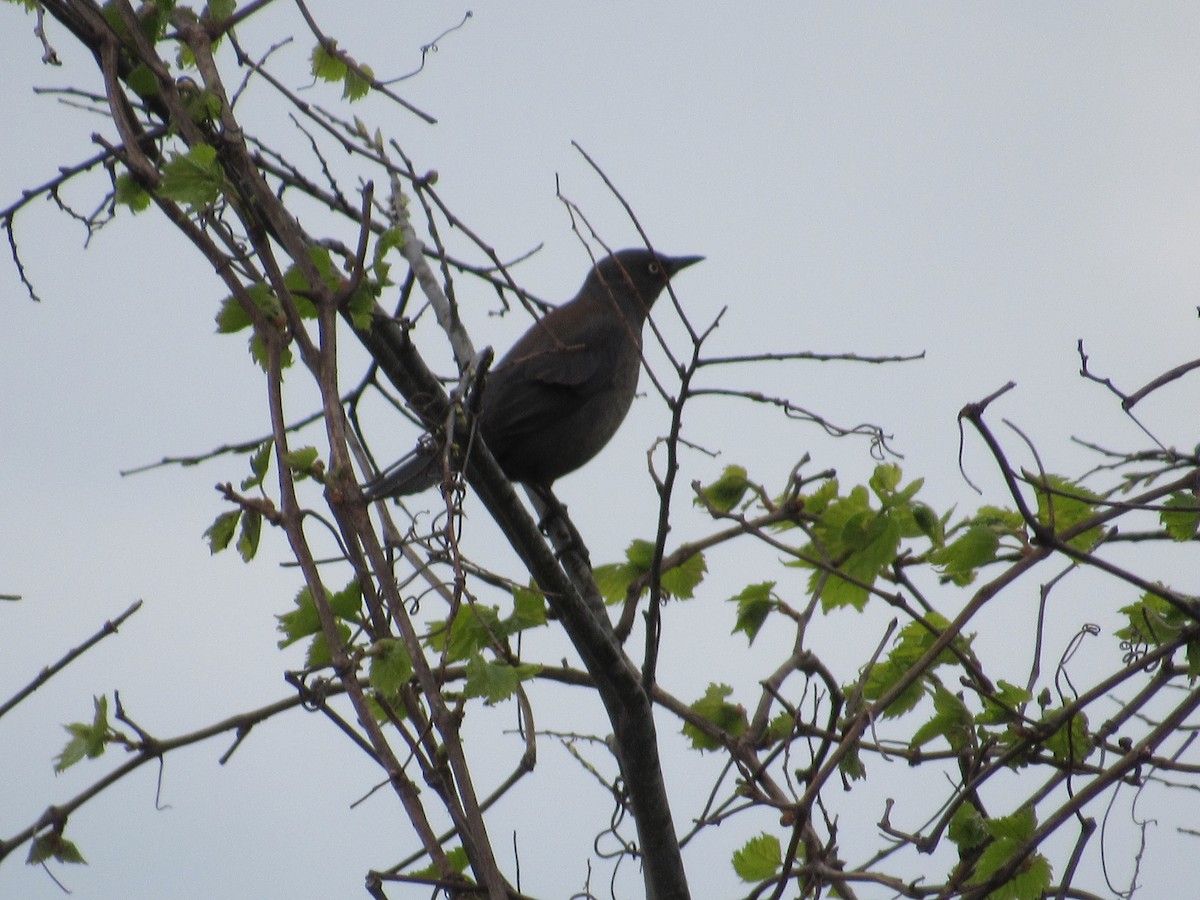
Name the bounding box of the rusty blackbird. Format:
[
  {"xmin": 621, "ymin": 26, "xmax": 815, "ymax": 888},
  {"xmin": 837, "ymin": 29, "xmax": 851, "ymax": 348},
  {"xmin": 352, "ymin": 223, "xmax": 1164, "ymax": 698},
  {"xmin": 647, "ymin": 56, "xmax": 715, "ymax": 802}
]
[{"xmin": 365, "ymin": 248, "xmax": 702, "ymax": 498}]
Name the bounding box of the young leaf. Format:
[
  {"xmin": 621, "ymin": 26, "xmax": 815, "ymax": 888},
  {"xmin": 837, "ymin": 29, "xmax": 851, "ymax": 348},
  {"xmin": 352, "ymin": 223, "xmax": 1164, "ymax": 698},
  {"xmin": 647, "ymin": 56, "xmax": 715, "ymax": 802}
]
[
  {"xmin": 203, "ymin": 509, "xmax": 240, "ymax": 554},
  {"xmin": 282, "ymin": 446, "xmax": 322, "ymax": 481},
  {"xmin": 661, "ymin": 551, "xmax": 707, "ymax": 600},
  {"xmin": 305, "ymin": 623, "xmax": 351, "ymax": 668},
  {"xmin": 115, "ymin": 173, "xmax": 151, "ymax": 212},
  {"xmin": 277, "ymin": 586, "xmax": 320, "ymax": 648},
  {"xmin": 932, "ymin": 524, "xmax": 1000, "ymax": 585},
  {"xmin": 695, "ymin": 465, "xmax": 750, "ymax": 513},
  {"xmin": 728, "ymin": 581, "xmax": 776, "ymax": 644},
  {"xmin": 27, "ymin": 832, "xmax": 87, "ymax": 866},
  {"xmin": 909, "ymin": 685, "xmax": 973, "ymax": 753},
  {"xmin": 241, "ymin": 440, "xmax": 273, "ymax": 490},
  {"xmin": 732, "ymin": 832, "xmax": 782, "ymax": 882},
  {"xmin": 838, "ymin": 745, "xmax": 866, "ymax": 781},
  {"xmin": 427, "ymin": 605, "xmax": 504, "ymax": 661},
  {"xmin": 1041, "ymin": 709, "xmax": 1093, "ymax": 765},
  {"xmin": 797, "ymin": 482, "xmax": 903, "ymax": 611},
  {"xmin": 967, "ymin": 806, "xmax": 1052, "ymax": 900},
  {"xmin": 976, "ymin": 680, "xmax": 1033, "ymax": 726},
  {"xmin": 203, "ymin": 0, "xmax": 236, "ymax": 25},
  {"xmin": 369, "ymin": 639, "xmax": 413, "ymax": 700},
  {"xmin": 310, "ymin": 43, "xmax": 347, "ymax": 82},
  {"xmin": 594, "ymin": 539, "xmax": 706, "ymax": 603},
  {"xmin": 1161, "ymin": 491, "xmax": 1200, "ymax": 541},
  {"xmin": 236, "ymin": 509, "xmax": 261, "ymax": 561},
  {"xmin": 948, "ymin": 802, "xmax": 989, "ymax": 852},
  {"xmin": 593, "ymin": 559, "xmax": 638, "ymax": 605},
  {"xmin": 410, "ymin": 846, "xmax": 470, "ymax": 880},
  {"xmin": 158, "ymin": 143, "xmax": 224, "ymax": 208},
  {"xmin": 343, "ymin": 63, "xmax": 373, "ymax": 100},
  {"xmin": 1031, "ymin": 473, "xmax": 1102, "ymax": 551},
  {"xmin": 215, "ymin": 283, "xmax": 279, "ymax": 334},
  {"xmin": 506, "ymin": 585, "xmax": 547, "ymax": 633},
  {"xmin": 463, "ymin": 656, "xmax": 540, "ymax": 705},
  {"xmin": 682, "ymin": 683, "xmax": 747, "ymax": 751},
  {"xmin": 54, "ymin": 696, "xmax": 110, "ymax": 772},
  {"xmin": 863, "ymin": 614, "xmax": 966, "ymax": 719},
  {"xmin": 329, "ymin": 579, "xmax": 362, "ymax": 620}
]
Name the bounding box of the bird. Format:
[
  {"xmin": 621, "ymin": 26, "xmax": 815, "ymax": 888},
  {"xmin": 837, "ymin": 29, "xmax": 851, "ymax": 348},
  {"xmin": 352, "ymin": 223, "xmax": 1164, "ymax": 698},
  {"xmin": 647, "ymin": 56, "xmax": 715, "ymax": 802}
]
[{"xmin": 365, "ymin": 248, "xmax": 703, "ymax": 499}]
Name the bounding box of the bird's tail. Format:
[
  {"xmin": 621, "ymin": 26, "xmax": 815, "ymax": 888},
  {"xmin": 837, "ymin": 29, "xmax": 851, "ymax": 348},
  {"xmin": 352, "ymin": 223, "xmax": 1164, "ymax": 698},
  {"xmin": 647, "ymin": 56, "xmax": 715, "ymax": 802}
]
[{"xmin": 362, "ymin": 442, "xmax": 443, "ymax": 499}]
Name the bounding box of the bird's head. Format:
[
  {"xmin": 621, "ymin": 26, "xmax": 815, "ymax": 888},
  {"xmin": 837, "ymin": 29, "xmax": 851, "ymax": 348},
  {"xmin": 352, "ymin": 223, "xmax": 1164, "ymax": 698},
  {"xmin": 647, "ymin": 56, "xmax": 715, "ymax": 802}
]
[{"xmin": 588, "ymin": 248, "xmax": 703, "ymax": 319}]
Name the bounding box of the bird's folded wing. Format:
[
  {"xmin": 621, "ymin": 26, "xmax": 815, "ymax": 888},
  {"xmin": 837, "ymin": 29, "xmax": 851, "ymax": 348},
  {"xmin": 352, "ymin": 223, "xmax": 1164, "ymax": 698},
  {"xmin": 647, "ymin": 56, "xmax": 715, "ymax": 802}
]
[{"xmin": 482, "ymin": 340, "xmax": 618, "ymax": 437}]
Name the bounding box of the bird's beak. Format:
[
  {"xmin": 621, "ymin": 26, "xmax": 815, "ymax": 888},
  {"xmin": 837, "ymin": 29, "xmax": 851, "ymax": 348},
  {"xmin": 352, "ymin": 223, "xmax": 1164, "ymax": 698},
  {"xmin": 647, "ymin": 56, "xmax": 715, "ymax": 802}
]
[{"xmin": 664, "ymin": 254, "xmax": 704, "ymax": 278}]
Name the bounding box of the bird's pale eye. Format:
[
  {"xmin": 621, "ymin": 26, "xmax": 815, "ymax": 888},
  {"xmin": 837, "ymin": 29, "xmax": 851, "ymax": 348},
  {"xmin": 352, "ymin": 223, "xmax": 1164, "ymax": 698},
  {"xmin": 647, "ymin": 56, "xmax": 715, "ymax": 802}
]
[{"xmin": 648, "ymin": 261, "xmax": 662, "ymax": 275}]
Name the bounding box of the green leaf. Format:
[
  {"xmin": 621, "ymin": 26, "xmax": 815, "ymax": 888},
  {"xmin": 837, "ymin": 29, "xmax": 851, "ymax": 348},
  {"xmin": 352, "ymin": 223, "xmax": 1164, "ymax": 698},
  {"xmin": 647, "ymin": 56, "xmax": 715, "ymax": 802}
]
[
  {"xmin": 248, "ymin": 331, "xmax": 294, "ymax": 371},
  {"xmin": 54, "ymin": 696, "xmax": 109, "ymax": 772},
  {"xmin": 838, "ymin": 744, "xmax": 866, "ymax": 781},
  {"xmin": 282, "ymin": 446, "xmax": 321, "ymax": 479},
  {"xmin": 798, "ymin": 476, "xmax": 839, "ymax": 514},
  {"xmin": 977, "ymin": 680, "xmax": 1032, "ymax": 726},
  {"xmin": 203, "ymin": 0, "xmax": 236, "ymax": 24},
  {"xmin": 695, "ymin": 465, "xmax": 750, "ymax": 513},
  {"xmin": 329, "ymin": 580, "xmax": 362, "ymax": 619},
  {"xmin": 27, "ymin": 832, "xmax": 87, "ymax": 866},
  {"xmin": 593, "ymin": 560, "xmax": 637, "ymax": 605},
  {"xmin": 216, "ymin": 283, "xmax": 279, "ymax": 334},
  {"xmin": 1161, "ymin": 492, "xmax": 1200, "ymax": 541},
  {"xmin": 428, "ymin": 605, "xmax": 504, "ymax": 661},
  {"xmin": 277, "ymin": 581, "xmax": 361, "ymax": 650},
  {"xmin": 967, "ymin": 806, "xmax": 1052, "ymax": 899},
  {"xmin": 410, "ymin": 846, "xmax": 470, "ymax": 880},
  {"xmin": 594, "ymin": 539, "xmax": 705, "ymax": 603},
  {"xmin": 158, "ymin": 143, "xmax": 224, "ymax": 208},
  {"xmin": 976, "ymin": 505, "xmax": 1026, "ymax": 530},
  {"xmin": 305, "ymin": 623, "xmax": 351, "ymax": 667},
  {"xmin": 369, "ymin": 639, "xmax": 413, "ymax": 700},
  {"xmin": 728, "ymin": 581, "xmax": 776, "ymax": 644},
  {"xmin": 661, "ymin": 551, "xmax": 707, "ymax": 600},
  {"xmin": 115, "ymin": 173, "xmax": 152, "ymax": 212},
  {"xmin": 311, "ymin": 43, "xmax": 348, "ymax": 82},
  {"xmin": 1041, "ymin": 709, "xmax": 1092, "ymax": 765},
  {"xmin": 1116, "ymin": 590, "xmax": 1200, "ymax": 676},
  {"xmin": 911, "ymin": 502, "xmax": 943, "ymax": 543},
  {"xmin": 182, "ymin": 87, "xmax": 222, "ymax": 127},
  {"xmin": 283, "ymin": 246, "xmax": 340, "ymax": 314},
  {"xmin": 948, "ymin": 801, "xmax": 989, "ymax": 851},
  {"xmin": 347, "ymin": 281, "xmax": 379, "ymax": 331},
  {"xmin": 682, "ymin": 683, "xmax": 747, "ymax": 751},
  {"xmin": 765, "ymin": 710, "xmax": 794, "ymax": 745},
  {"xmin": 868, "ymin": 462, "xmax": 903, "ymax": 497},
  {"xmin": 371, "ymin": 228, "xmax": 404, "ymax": 283},
  {"xmin": 343, "ymin": 63, "xmax": 373, "ymax": 100},
  {"xmin": 203, "ymin": 509, "xmax": 240, "ymax": 554},
  {"xmin": 1031, "ymin": 473, "xmax": 1102, "ymax": 551},
  {"xmin": 863, "ymin": 614, "xmax": 967, "ymax": 719},
  {"xmin": 731, "ymin": 832, "xmax": 782, "ymax": 882},
  {"xmin": 909, "ymin": 685, "xmax": 973, "ymax": 752},
  {"xmin": 795, "ymin": 480, "xmax": 904, "ymax": 611},
  {"xmin": 932, "ymin": 524, "xmax": 1001, "ymax": 585},
  {"xmin": 506, "ymin": 586, "xmax": 547, "ymax": 633},
  {"xmin": 277, "ymin": 586, "xmax": 320, "ymax": 648},
  {"xmin": 236, "ymin": 509, "xmax": 261, "ymax": 561},
  {"xmin": 241, "ymin": 440, "xmax": 273, "ymax": 491},
  {"xmin": 463, "ymin": 656, "xmax": 540, "ymax": 705}
]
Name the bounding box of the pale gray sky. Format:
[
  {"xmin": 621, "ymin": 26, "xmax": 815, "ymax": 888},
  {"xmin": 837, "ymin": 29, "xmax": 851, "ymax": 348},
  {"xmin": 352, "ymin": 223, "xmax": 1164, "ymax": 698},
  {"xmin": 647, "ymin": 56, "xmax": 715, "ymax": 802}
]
[{"xmin": 3, "ymin": 3, "xmax": 1199, "ymax": 898}]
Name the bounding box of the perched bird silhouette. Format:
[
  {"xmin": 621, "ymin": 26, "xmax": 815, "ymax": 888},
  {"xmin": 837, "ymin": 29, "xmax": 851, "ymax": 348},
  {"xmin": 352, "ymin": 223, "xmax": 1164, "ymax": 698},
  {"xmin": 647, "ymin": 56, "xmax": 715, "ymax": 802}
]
[{"xmin": 365, "ymin": 248, "xmax": 702, "ymax": 498}]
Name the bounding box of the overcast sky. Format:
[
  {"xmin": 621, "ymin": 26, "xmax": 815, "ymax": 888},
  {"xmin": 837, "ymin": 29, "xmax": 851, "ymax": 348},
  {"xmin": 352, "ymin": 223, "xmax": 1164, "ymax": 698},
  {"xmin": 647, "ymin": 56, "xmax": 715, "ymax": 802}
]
[{"xmin": 3, "ymin": 3, "xmax": 1199, "ymax": 898}]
